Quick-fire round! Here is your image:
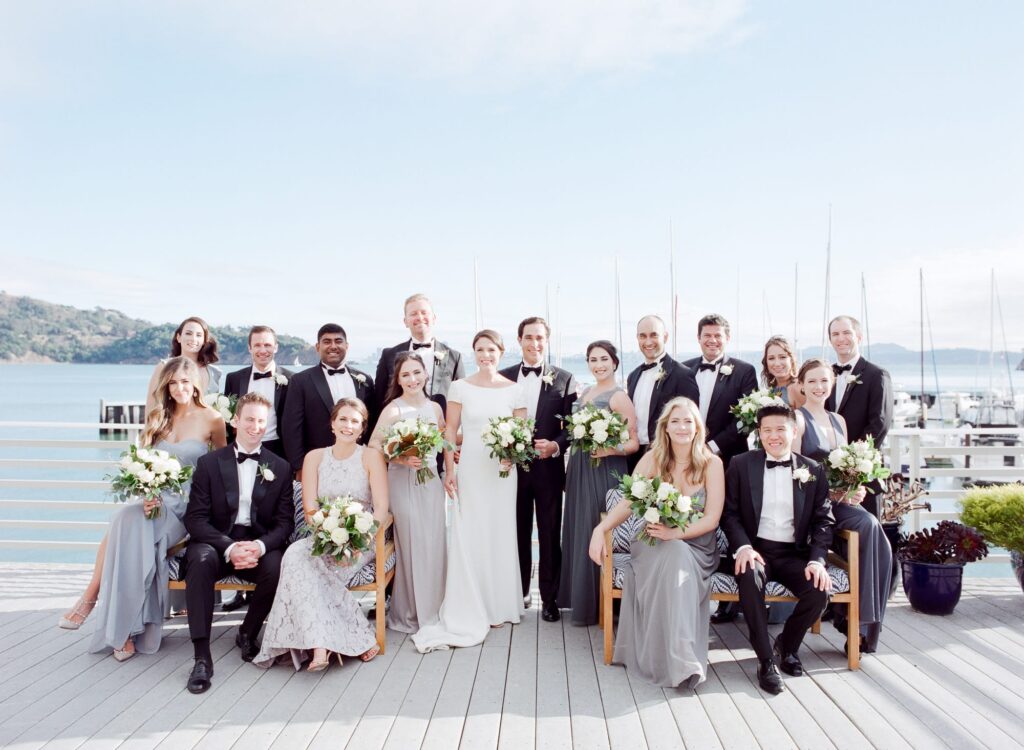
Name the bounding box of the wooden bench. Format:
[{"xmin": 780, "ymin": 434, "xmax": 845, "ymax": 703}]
[
  {"xmin": 168, "ymin": 513, "xmax": 396, "ymax": 654},
  {"xmin": 599, "ymin": 513, "xmax": 860, "ymax": 670}
]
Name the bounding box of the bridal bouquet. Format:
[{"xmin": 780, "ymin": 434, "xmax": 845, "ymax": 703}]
[
  {"xmin": 566, "ymin": 404, "xmax": 630, "ymax": 467},
  {"xmin": 826, "ymin": 437, "xmax": 891, "ymax": 502},
  {"xmin": 482, "ymin": 416, "xmax": 538, "ymax": 478},
  {"xmin": 618, "ymin": 473, "xmax": 703, "ymax": 546},
  {"xmin": 207, "ymin": 392, "xmax": 237, "ymax": 422},
  {"xmin": 108, "ymin": 445, "xmax": 194, "ymax": 519},
  {"xmin": 308, "ymin": 495, "xmax": 379, "ymax": 563},
  {"xmin": 382, "ymin": 417, "xmax": 451, "ymax": 484},
  {"xmin": 730, "ymin": 387, "xmax": 786, "ymax": 434}
]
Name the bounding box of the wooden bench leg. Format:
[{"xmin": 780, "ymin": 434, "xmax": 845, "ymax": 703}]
[
  {"xmin": 376, "ymin": 580, "xmax": 387, "ymax": 654},
  {"xmin": 604, "ymin": 598, "xmax": 613, "ymax": 665},
  {"xmin": 811, "ymin": 618, "xmax": 821, "ymax": 635}
]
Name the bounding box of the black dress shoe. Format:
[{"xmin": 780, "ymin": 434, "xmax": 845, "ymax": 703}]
[
  {"xmin": 221, "ymin": 592, "xmax": 249, "ymax": 612},
  {"xmin": 541, "ymin": 602, "xmax": 560, "ymax": 622},
  {"xmin": 757, "ymin": 658, "xmax": 784, "ymax": 694},
  {"xmin": 235, "ymin": 630, "xmax": 259, "ymax": 662},
  {"xmin": 710, "ymin": 602, "xmax": 738, "ymax": 624},
  {"xmin": 187, "ymin": 659, "xmax": 213, "ymax": 694},
  {"xmin": 774, "ymin": 639, "xmax": 803, "ymax": 677}
]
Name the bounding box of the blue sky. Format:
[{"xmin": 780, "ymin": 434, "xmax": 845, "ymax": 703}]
[{"xmin": 2, "ymin": 1, "xmax": 1021, "ymax": 357}]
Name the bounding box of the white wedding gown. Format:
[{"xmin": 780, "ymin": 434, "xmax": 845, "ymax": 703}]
[{"xmin": 412, "ymin": 379, "xmax": 525, "ymax": 652}]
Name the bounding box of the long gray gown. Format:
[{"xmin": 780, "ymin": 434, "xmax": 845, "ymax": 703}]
[
  {"xmin": 385, "ymin": 398, "xmax": 447, "ymax": 634},
  {"xmin": 557, "ymin": 387, "xmax": 628, "ymax": 626},
  {"xmin": 613, "ymin": 489, "xmax": 719, "ymax": 687},
  {"xmin": 799, "ymin": 406, "xmax": 891, "ymax": 650},
  {"xmin": 88, "ymin": 438, "xmax": 206, "ymax": 654},
  {"xmin": 254, "ymin": 446, "xmax": 378, "ymax": 669}
]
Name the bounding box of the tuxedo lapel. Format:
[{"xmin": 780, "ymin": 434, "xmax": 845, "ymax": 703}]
[
  {"xmin": 312, "ymin": 366, "xmax": 335, "ymax": 414},
  {"xmin": 430, "ymin": 340, "xmax": 446, "ymax": 394},
  {"xmin": 838, "ymin": 359, "xmax": 867, "ymax": 413},
  {"xmin": 218, "ymin": 451, "xmax": 240, "ymax": 515},
  {"xmin": 792, "ymin": 457, "xmax": 806, "ymax": 531},
  {"xmin": 749, "ymin": 452, "xmax": 765, "ymax": 523},
  {"xmin": 238, "ymin": 366, "xmax": 253, "ymax": 397},
  {"xmin": 706, "ymin": 357, "xmax": 731, "ymax": 418},
  {"xmin": 251, "ymin": 449, "xmax": 271, "ymax": 520},
  {"xmin": 626, "ymin": 367, "xmax": 639, "ymax": 400}
]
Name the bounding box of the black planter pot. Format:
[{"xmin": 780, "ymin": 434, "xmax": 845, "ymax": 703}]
[
  {"xmin": 1012, "ymin": 551, "xmax": 1024, "ymax": 594},
  {"xmin": 901, "ymin": 560, "xmax": 964, "ymax": 615},
  {"xmin": 881, "ymin": 521, "xmax": 903, "ymax": 598}
]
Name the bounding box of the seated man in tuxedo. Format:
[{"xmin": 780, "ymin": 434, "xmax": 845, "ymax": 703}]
[
  {"xmin": 626, "ymin": 315, "xmax": 698, "ymax": 473},
  {"xmin": 721, "ymin": 404, "xmax": 834, "ymax": 694},
  {"xmin": 183, "ymin": 393, "xmax": 295, "ymax": 694},
  {"xmin": 826, "ymin": 314, "xmax": 893, "ymax": 517},
  {"xmin": 224, "ymin": 325, "xmax": 293, "ymax": 459},
  {"xmin": 281, "ymin": 323, "xmax": 376, "ymax": 480}
]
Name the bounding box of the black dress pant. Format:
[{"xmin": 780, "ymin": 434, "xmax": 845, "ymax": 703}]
[
  {"xmin": 516, "ymin": 462, "xmax": 564, "ymax": 604},
  {"xmin": 735, "ymin": 539, "xmax": 829, "ymax": 660},
  {"xmin": 185, "ymin": 536, "xmax": 283, "ymax": 642}
]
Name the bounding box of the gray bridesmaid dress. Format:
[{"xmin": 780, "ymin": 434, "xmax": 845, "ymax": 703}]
[
  {"xmin": 557, "ymin": 387, "xmax": 628, "ymax": 626},
  {"xmin": 385, "ymin": 398, "xmax": 447, "ymax": 633},
  {"xmin": 88, "ymin": 438, "xmax": 206, "ymax": 654},
  {"xmin": 613, "ymin": 489, "xmax": 718, "ymax": 687}
]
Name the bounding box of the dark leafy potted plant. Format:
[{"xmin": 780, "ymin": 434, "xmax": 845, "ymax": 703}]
[
  {"xmin": 898, "ymin": 520, "xmax": 988, "ymax": 615},
  {"xmin": 880, "ymin": 474, "xmax": 931, "ymax": 597},
  {"xmin": 960, "ymin": 483, "xmax": 1024, "ymax": 593}
]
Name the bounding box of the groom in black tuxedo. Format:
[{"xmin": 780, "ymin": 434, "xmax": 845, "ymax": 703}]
[
  {"xmin": 682, "ymin": 314, "xmax": 758, "ymax": 468},
  {"xmin": 499, "ymin": 317, "xmax": 577, "ymax": 621},
  {"xmin": 625, "ymin": 315, "xmax": 699, "ymax": 473},
  {"xmin": 721, "ymin": 404, "xmax": 834, "ymax": 694},
  {"xmin": 183, "ymin": 393, "xmax": 295, "ymax": 694},
  {"xmin": 826, "ymin": 315, "xmax": 893, "ymax": 517},
  {"xmin": 281, "ymin": 323, "xmax": 376, "ymax": 479},
  {"xmin": 224, "ymin": 325, "xmax": 294, "ymax": 459},
  {"xmin": 375, "ymin": 293, "xmax": 465, "ymax": 404}
]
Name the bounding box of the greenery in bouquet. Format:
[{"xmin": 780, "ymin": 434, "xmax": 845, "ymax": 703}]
[
  {"xmin": 618, "ymin": 473, "xmax": 703, "ymax": 546},
  {"xmin": 565, "ymin": 403, "xmax": 630, "ymax": 467},
  {"xmin": 482, "ymin": 416, "xmax": 538, "ymax": 478},
  {"xmin": 382, "ymin": 417, "xmax": 452, "ymax": 484},
  {"xmin": 108, "ymin": 444, "xmax": 194, "ymax": 519},
  {"xmin": 308, "ymin": 495, "xmax": 379, "ymax": 563},
  {"xmin": 730, "ymin": 388, "xmax": 786, "ymax": 435},
  {"xmin": 826, "ymin": 437, "xmax": 891, "ymax": 502}
]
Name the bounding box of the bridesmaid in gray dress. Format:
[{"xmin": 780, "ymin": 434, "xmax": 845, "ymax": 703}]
[
  {"xmin": 255, "ymin": 398, "xmax": 389, "ymax": 671},
  {"xmin": 558, "ymin": 341, "xmax": 639, "ymax": 626},
  {"xmin": 58, "ymin": 358, "xmax": 226, "ymax": 661},
  {"xmin": 590, "ymin": 397, "xmax": 724, "ymax": 687},
  {"xmin": 795, "ymin": 358, "xmax": 892, "ymax": 654},
  {"xmin": 369, "ymin": 352, "xmax": 447, "ymax": 633},
  {"xmin": 762, "ymin": 335, "xmax": 803, "ymax": 410}
]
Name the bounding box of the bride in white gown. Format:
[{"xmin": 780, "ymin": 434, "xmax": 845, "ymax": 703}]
[{"xmin": 412, "ymin": 329, "xmax": 526, "ymax": 653}]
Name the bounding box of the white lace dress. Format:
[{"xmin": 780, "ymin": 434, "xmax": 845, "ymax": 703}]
[{"xmin": 254, "ymin": 447, "xmax": 377, "ymax": 668}]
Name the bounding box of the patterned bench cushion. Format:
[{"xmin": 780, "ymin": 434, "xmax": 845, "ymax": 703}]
[
  {"xmin": 169, "ymin": 548, "xmax": 396, "ymax": 587},
  {"xmin": 609, "ymin": 557, "xmax": 849, "ymax": 595}
]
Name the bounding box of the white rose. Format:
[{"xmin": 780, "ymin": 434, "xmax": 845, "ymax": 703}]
[
  {"xmin": 330, "ymin": 527, "xmax": 349, "ymax": 545},
  {"xmin": 138, "ymin": 469, "xmax": 155, "ymax": 484},
  {"xmin": 136, "ymin": 449, "xmax": 152, "ymax": 461},
  {"xmin": 156, "ymin": 450, "xmax": 170, "ymax": 460},
  {"xmin": 856, "ymin": 460, "xmax": 874, "ymax": 474},
  {"xmin": 590, "ymin": 419, "xmax": 609, "ymax": 434},
  {"xmin": 346, "ymin": 501, "xmax": 364, "ymax": 516},
  {"xmin": 677, "ymin": 495, "xmax": 693, "ymax": 513},
  {"xmin": 311, "ymin": 510, "xmax": 325, "ymax": 526},
  {"xmin": 354, "ymin": 514, "xmax": 373, "ymax": 533},
  {"xmin": 322, "ymin": 515, "xmax": 339, "ymax": 532},
  {"xmin": 792, "ymin": 467, "xmax": 811, "ymax": 483},
  {"xmin": 643, "ymin": 507, "xmax": 661, "ymax": 524},
  {"xmin": 620, "ymin": 429, "xmax": 630, "ymax": 442},
  {"xmin": 515, "ymin": 443, "xmax": 525, "ymax": 452},
  {"xmin": 120, "ymin": 455, "xmax": 132, "ymax": 469},
  {"xmin": 573, "ymin": 425, "xmax": 586, "ymax": 439},
  {"xmin": 275, "ymin": 373, "xmax": 288, "ymax": 386},
  {"xmin": 328, "ymin": 505, "xmax": 342, "ymax": 519},
  {"xmin": 720, "ymin": 364, "xmax": 734, "ymax": 375},
  {"xmin": 498, "ymin": 421, "xmax": 513, "ymax": 434},
  {"xmin": 483, "ymin": 432, "xmax": 497, "ymax": 445},
  {"xmin": 167, "ymin": 458, "xmax": 182, "ymax": 473},
  {"xmin": 741, "ymin": 402, "xmax": 755, "ymax": 414},
  {"xmin": 656, "ymin": 483, "xmax": 674, "ymax": 501},
  {"xmin": 630, "ymin": 480, "xmax": 649, "ymax": 499},
  {"xmin": 500, "ymin": 435, "xmax": 513, "ymax": 447},
  {"xmin": 828, "ymin": 450, "xmax": 845, "ymax": 468},
  {"xmin": 592, "ymin": 431, "xmax": 608, "ymax": 445},
  {"xmin": 572, "ymin": 413, "xmax": 588, "ymax": 425},
  {"xmin": 262, "ymin": 468, "xmax": 276, "ymax": 482}
]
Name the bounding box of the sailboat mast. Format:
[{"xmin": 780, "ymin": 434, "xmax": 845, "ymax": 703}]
[
  {"xmin": 919, "ymin": 268, "xmax": 925, "ymax": 423},
  {"xmin": 473, "ymin": 258, "xmax": 482, "ymax": 331},
  {"xmin": 669, "ymin": 220, "xmax": 677, "ymax": 358},
  {"xmin": 861, "ymin": 272, "xmax": 871, "ymax": 359},
  {"xmin": 989, "ymin": 269, "xmax": 995, "ymax": 399},
  {"xmin": 793, "ymin": 263, "xmax": 799, "ymax": 355},
  {"xmin": 820, "ymin": 205, "xmax": 832, "ymax": 358},
  {"xmin": 615, "ymin": 257, "xmax": 625, "ymax": 387}
]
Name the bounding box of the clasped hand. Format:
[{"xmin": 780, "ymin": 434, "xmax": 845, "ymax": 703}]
[
  {"xmin": 645, "ymin": 522, "xmax": 682, "ymax": 541},
  {"xmin": 142, "ymin": 497, "xmax": 162, "ymax": 515},
  {"xmin": 830, "ymin": 485, "xmax": 867, "ymax": 505},
  {"xmin": 398, "ymin": 454, "xmax": 423, "ymax": 470},
  {"xmin": 229, "ymin": 541, "xmax": 261, "ymax": 570},
  {"xmin": 534, "ymin": 439, "xmax": 558, "ymax": 459}
]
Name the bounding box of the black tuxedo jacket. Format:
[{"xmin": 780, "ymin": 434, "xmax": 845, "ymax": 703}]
[
  {"xmin": 826, "ymin": 357, "xmax": 893, "ymax": 446},
  {"xmin": 625, "ymin": 356, "xmax": 700, "ymax": 443},
  {"xmin": 721, "ymin": 450, "xmax": 834, "ymax": 566},
  {"xmin": 184, "ymin": 445, "xmax": 295, "ymax": 557},
  {"xmin": 682, "ymin": 355, "xmax": 758, "ymax": 460},
  {"xmin": 499, "ymin": 363, "xmax": 577, "ymax": 478},
  {"xmin": 224, "ymin": 364, "xmax": 295, "ymax": 428},
  {"xmin": 374, "ymin": 339, "xmax": 466, "ymax": 404},
  {"xmin": 280, "ymin": 364, "xmax": 377, "ymax": 473}
]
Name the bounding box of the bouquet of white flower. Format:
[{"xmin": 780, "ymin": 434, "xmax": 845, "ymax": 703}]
[
  {"xmin": 618, "ymin": 473, "xmax": 704, "ymax": 546},
  {"xmin": 481, "ymin": 416, "xmax": 538, "ymax": 478},
  {"xmin": 826, "ymin": 437, "xmax": 891, "ymax": 501},
  {"xmin": 565, "ymin": 404, "xmax": 630, "ymax": 467},
  {"xmin": 308, "ymin": 495, "xmax": 379, "ymax": 563},
  {"xmin": 729, "ymin": 387, "xmax": 786, "ymax": 435},
  {"xmin": 207, "ymin": 392, "xmax": 237, "ymax": 422},
  {"xmin": 382, "ymin": 417, "xmax": 451, "ymax": 484},
  {"xmin": 108, "ymin": 444, "xmax": 194, "ymax": 519}
]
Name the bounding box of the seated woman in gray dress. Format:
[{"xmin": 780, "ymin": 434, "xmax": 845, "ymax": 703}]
[
  {"xmin": 762, "ymin": 335, "xmax": 803, "ymax": 409},
  {"xmin": 59, "ymin": 357, "xmax": 227, "ymax": 661},
  {"xmin": 589, "ymin": 397, "xmax": 724, "ymax": 688},
  {"xmin": 255, "ymin": 398, "xmax": 389, "ymax": 672},
  {"xmin": 795, "ymin": 358, "xmax": 892, "ymax": 654}
]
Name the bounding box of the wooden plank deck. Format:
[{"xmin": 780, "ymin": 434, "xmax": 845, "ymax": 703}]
[{"xmin": 1, "ymin": 564, "xmax": 1022, "ymax": 750}]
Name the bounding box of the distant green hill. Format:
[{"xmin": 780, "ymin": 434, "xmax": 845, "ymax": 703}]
[{"xmin": 0, "ymin": 292, "xmax": 314, "ymax": 364}]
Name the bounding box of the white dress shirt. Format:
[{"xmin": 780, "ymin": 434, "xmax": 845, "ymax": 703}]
[
  {"xmin": 633, "ymin": 357, "xmax": 664, "ymax": 445},
  {"xmin": 323, "ymin": 363, "xmax": 356, "ymax": 404},
  {"xmin": 833, "ymin": 355, "xmax": 860, "ymax": 407},
  {"xmin": 409, "ymin": 339, "xmax": 436, "ymax": 384},
  {"xmin": 517, "ymin": 363, "xmax": 543, "ymax": 421},
  {"xmin": 757, "ymin": 454, "xmax": 796, "ymax": 543},
  {"xmin": 248, "ymin": 363, "xmax": 278, "ymax": 440},
  {"xmin": 225, "ymin": 445, "xmax": 266, "ymax": 562},
  {"xmin": 695, "ymin": 358, "xmax": 721, "ymax": 423}
]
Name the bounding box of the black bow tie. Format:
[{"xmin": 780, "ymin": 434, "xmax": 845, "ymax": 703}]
[
  {"xmin": 698, "ymin": 361, "xmax": 718, "ymax": 372},
  {"xmin": 766, "ymin": 459, "xmax": 791, "ymax": 470},
  {"xmin": 833, "ymin": 363, "xmax": 852, "ymax": 374},
  {"xmin": 237, "ymin": 451, "xmax": 260, "ymax": 464},
  {"xmin": 412, "ymin": 342, "xmax": 432, "ymax": 350},
  {"xmin": 323, "ymin": 366, "xmax": 346, "ymax": 376},
  {"xmin": 639, "ymin": 361, "xmax": 659, "ymax": 372},
  {"xmin": 521, "ymin": 365, "xmax": 542, "ymax": 377},
  {"xmin": 252, "ymin": 370, "xmax": 273, "ymax": 380}
]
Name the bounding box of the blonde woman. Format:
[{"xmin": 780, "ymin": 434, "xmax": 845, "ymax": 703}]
[
  {"xmin": 60, "ymin": 357, "xmax": 226, "ymax": 660},
  {"xmin": 590, "ymin": 397, "xmax": 724, "ymax": 687}
]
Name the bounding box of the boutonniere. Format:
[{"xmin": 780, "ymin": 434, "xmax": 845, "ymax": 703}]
[
  {"xmin": 274, "ymin": 373, "xmax": 288, "ymax": 386},
  {"xmin": 541, "ymin": 369, "xmax": 555, "ymax": 386},
  {"xmin": 719, "ymin": 363, "xmax": 734, "ymax": 376},
  {"xmin": 258, "ymin": 463, "xmax": 276, "ymax": 482},
  {"xmin": 434, "ymin": 350, "xmax": 446, "ymax": 363},
  {"xmin": 791, "ymin": 466, "xmax": 814, "ymax": 485},
  {"xmin": 654, "ymin": 365, "xmax": 666, "ymax": 383},
  {"xmin": 845, "ymin": 373, "xmax": 862, "ymax": 386},
  {"xmin": 352, "ymin": 372, "xmax": 367, "ymax": 385}
]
